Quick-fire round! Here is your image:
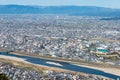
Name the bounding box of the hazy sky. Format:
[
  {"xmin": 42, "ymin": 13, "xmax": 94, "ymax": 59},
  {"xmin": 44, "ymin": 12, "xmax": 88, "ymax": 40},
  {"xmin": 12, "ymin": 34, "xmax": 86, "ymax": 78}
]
[{"xmin": 0, "ymin": 0, "xmax": 120, "ymax": 8}]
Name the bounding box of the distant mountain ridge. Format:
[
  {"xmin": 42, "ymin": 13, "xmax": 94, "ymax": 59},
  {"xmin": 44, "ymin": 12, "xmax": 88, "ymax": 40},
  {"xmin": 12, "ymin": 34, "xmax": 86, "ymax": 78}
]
[{"xmin": 0, "ymin": 5, "xmax": 120, "ymax": 16}]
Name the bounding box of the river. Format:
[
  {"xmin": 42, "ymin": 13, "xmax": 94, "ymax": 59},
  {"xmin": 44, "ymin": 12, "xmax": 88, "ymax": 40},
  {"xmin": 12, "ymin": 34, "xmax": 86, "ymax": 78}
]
[{"xmin": 0, "ymin": 52, "xmax": 120, "ymax": 79}]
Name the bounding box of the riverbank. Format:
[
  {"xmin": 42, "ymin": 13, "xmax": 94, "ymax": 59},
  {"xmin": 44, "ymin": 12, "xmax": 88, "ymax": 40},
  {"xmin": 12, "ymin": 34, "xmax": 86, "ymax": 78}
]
[
  {"xmin": 0, "ymin": 53, "xmax": 119, "ymax": 79},
  {"xmin": 11, "ymin": 51, "xmax": 120, "ymax": 68},
  {"xmin": 0, "ymin": 48, "xmax": 120, "ymax": 78},
  {"xmin": 10, "ymin": 51, "xmax": 120, "ymax": 76},
  {"xmin": 0, "ymin": 59, "xmax": 111, "ymax": 80},
  {"xmin": 0, "ymin": 55, "xmax": 90, "ymax": 75},
  {"xmin": 0, "ymin": 55, "xmax": 109, "ymax": 79},
  {"xmin": 1, "ymin": 47, "xmax": 120, "ymax": 69}
]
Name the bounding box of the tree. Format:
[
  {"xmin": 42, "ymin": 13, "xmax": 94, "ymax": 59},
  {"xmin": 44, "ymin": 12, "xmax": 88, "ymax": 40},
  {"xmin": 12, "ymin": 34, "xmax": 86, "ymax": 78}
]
[{"xmin": 0, "ymin": 73, "xmax": 10, "ymax": 80}]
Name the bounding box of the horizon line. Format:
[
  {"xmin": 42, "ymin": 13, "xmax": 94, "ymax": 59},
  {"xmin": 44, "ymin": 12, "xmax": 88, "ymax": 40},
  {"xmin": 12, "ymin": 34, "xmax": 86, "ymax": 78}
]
[{"xmin": 0, "ymin": 4, "xmax": 119, "ymax": 9}]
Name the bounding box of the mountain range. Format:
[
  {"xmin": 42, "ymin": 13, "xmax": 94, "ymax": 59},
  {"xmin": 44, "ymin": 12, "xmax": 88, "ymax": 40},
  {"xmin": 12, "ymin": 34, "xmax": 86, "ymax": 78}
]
[{"xmin": 0, "ymin": 5, "xmax": 120, "ymax": 17}]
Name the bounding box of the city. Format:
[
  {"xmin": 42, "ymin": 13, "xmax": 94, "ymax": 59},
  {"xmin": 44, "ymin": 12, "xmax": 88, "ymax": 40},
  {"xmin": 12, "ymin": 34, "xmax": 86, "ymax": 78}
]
[
  {"xmin": 0, "ymin": 15, "xmax": 120, "ymax": 80},
  {"xmin": 0, "ymin": 15, "xmax": 120, "ymax": 64},
  {"xmin": 0, "ymin": 0, "xmax": 120, "ymax": 80}
]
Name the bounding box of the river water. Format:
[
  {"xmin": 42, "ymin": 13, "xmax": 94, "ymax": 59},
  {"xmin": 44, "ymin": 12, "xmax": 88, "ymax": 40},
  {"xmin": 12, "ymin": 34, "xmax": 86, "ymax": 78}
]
[{"xmin": 0, "ymin": 52, "xmax": 120, "ymax": 79}]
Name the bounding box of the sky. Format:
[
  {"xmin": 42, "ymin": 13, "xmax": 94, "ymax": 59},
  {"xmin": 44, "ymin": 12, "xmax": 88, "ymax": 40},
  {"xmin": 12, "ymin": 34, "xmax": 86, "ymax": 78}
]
[{"xmin": 0, "ymin": 0, "xmax": 120, "ymax": 9}]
